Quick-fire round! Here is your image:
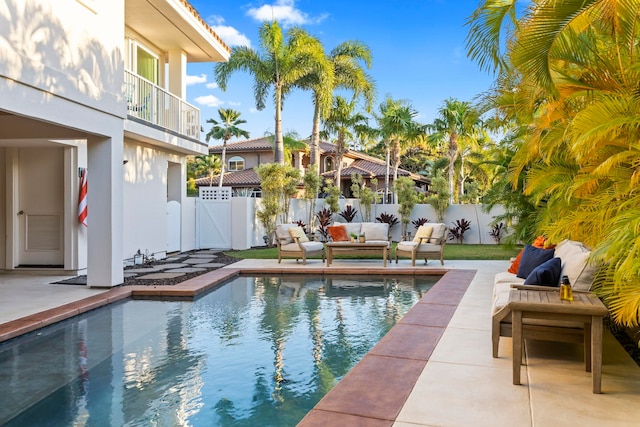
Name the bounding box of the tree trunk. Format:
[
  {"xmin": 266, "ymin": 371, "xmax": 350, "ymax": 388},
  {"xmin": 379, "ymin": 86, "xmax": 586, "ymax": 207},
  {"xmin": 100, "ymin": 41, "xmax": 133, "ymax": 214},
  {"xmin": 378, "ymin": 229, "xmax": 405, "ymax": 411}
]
[
  {"xmin": 384, "ymin": 141, "xmax": 390, "ymax": 204},
  {"xmin": 310, "ymin": 95, "xmax": 321, "ymax": 167},
  {"xmin": 391, "ymin": 139, "xmax": 400, "ymax": 204},
  {"xmin": 448, "ymin": 134, "xmax": 458, "ymax": 204},
  {"xmin": 335, "ymin": 134, "xmax": 345, "ymax": 192},
  {"xmin": 219, "ymin": 139, "xmax": 227, "ymax": 188},
  {"xmin": 274, "ymin": 84, "xmax": 285, "ymax": 164}
]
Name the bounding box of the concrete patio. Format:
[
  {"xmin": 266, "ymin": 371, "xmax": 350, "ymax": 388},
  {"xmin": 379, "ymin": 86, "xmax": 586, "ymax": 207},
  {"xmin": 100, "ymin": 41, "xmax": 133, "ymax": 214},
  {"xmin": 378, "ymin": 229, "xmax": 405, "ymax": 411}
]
[{"xmin": 1, "ymin": 258, "xmax": 639, "ymax": 426}]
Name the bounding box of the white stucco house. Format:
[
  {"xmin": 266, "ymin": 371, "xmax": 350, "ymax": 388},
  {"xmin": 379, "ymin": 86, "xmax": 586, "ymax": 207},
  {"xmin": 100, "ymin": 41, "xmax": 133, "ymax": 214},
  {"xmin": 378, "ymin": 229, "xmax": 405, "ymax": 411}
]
[{"xmin": 0, "ymin": 0, "xmax": 229, "ymax": 286}]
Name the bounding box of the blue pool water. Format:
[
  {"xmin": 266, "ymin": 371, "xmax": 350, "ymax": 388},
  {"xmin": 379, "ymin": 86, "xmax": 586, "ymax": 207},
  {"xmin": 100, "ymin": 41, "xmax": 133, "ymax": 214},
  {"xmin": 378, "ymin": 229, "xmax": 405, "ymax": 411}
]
[{"xmin": 0, "ymin": 274, "xmax": 438, "ymax": 426}]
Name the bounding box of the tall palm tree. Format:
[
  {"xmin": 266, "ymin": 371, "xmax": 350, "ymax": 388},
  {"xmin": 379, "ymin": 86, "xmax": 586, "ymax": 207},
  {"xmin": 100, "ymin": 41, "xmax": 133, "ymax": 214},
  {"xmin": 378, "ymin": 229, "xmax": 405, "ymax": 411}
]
[
  {"xmin": 205, "ymin": 108, "xmax": 249, "ymax": 188},
  {"xmin": 373, "ymin": 96, "xmax": 422, "ymax": 203},
  {"xmin": 214, "ymin": 21, "xmax": 329, "ymax": 164},
  {"xmin": 427, "ymin": 98, "xmax": 483, "ymax": 203},
  {"xmin": 297, "ymin": 41, "xmax": 376, "ymax": 168},
  {"xmin": 320, "ymin": 96, "xmax": 369, "ymax": 192},
  {"xmin": 466, "ymin": 0, "xmax": 640, "ymax": 326}
]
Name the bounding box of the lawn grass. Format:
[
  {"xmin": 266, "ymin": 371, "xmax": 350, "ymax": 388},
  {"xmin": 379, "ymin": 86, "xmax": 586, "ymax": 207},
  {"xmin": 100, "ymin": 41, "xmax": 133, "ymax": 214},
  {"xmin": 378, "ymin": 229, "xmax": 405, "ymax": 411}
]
[{"xmin": 224, "ymin": 243, "xmax": 521, "ymax": 261}]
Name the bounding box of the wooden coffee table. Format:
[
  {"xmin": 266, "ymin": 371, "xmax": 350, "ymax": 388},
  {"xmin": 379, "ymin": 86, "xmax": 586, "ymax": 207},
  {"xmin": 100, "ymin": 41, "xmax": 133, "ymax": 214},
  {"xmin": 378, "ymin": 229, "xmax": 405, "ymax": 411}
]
[
  {"xmin": 325, "ymin": 242, "xmax": 390, "ymax": 267},
  {"xmin": 508, "ymin": 288, "xmax": 609, "ymax": 393}
]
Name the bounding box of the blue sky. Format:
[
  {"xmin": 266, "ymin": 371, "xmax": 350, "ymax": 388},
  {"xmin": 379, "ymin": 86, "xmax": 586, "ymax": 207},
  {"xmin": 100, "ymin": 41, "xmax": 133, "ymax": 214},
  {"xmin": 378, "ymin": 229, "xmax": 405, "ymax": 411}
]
[{"xmin": 186, "ymin": 0, "xmax": 496, "ymax": 144}]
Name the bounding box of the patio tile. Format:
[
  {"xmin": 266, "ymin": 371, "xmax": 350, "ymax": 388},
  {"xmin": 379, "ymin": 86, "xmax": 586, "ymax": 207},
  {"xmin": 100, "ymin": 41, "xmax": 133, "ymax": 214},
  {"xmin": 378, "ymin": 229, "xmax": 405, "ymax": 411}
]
[
  {"xmin": 369, "ymin": 323, "xmax": 444, "ymax": 360},
  {"xmin": 299, "ymin": 410, "xmax": 392, "ymax": 427},
  {"xmin": 135, "ymin": 272, "xmax": 185, "ymax": 280},
  {"xmin": 314, "ymin": 354, "xmax": 425, "ymax": 421},
  {"xmin": 165, "ymin": 267, "xmax": 206, "ymax": 273},
  {"xmin": 419, "ymin": 288, "xmax": 467, "ymax": 305},
  {"xmin": 398, "ymin": 303, "xmax": 458, "ymax": 328},
  {"xmin": 429, "ymin": 327, "xmax": 512, "ymax": 369}
]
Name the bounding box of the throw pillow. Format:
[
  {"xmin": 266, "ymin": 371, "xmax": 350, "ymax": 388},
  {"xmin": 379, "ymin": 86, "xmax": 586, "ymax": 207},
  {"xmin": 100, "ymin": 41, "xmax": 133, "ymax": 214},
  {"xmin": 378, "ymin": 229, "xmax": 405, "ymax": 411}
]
[
  {"xmin": 327, "ymin": 225, "xmax": 349, "ymax": 242},
  {"xmin": 361, "ymin": 222, "xmax": 389, "ymax": 241},
  {"xmin": 413, "ymin": 225, "xmax": 433, "ymax": 243},
  {"xmin": 517, "ymin": 245, "xmax": 555, "ymax": 279},
  {"xmin": 288, "ymin": 226, "xmax": 309, "ymax": 242},
  {"xmin": 523, "ymin": 257, "xmax": 561, "ymax": 286},
  {"xmin": 508, "ymin": 249, "xmax": 524, "ymax": 274}
]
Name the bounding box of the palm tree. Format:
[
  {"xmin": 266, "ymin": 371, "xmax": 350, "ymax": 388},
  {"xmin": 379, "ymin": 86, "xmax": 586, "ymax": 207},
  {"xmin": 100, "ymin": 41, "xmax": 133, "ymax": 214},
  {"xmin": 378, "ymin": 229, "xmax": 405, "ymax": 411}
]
[
  {"xmin": 427, "ymin": 98, "xmax": 483, "ymax": 203},
  {"xmin": 205, "ymin": 109, "xmax": 249, "ymax": 188},
  {"xmin": 372, "ymin": 96, "xmax": 422, "ymax": 203},
  {"xmin": 192, "ymin": 155, "xmax": 221, "ymax": 187},
  {"xmin": 320, "ymin": 96, "xmax": 369, "ymax": 192},
  {"xmin": 214, "ymin": 21, "xmax": 328, "ymax": 164},
  {"xmin": 297, "ymin": 40, "xmax": 376, "ymax": 167},
  {"xmin": 466, "ymin": 0, "xmax": 640, "ymax": 326}
]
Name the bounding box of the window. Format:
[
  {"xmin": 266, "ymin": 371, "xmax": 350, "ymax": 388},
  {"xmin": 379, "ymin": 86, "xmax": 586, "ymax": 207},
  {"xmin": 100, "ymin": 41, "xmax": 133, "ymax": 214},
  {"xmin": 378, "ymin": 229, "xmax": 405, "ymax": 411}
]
[
  {"xmin": 324, "ymin": 156, "xmax": 334, "ymax": 172},
  {"xmin": 126, "ymin": 38, "xmax": 160, "ymax": 85},
  {"xmin": 228, "ymin": 156, "xmax": 245, "ymax": 171}
]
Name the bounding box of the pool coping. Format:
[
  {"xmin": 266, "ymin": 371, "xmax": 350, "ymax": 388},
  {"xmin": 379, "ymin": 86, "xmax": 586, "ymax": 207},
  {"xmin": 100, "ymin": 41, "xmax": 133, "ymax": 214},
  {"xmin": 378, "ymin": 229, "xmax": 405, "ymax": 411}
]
[{"xmin": 0, "ymin": 265, "xmax": 474, "ymax": 426}]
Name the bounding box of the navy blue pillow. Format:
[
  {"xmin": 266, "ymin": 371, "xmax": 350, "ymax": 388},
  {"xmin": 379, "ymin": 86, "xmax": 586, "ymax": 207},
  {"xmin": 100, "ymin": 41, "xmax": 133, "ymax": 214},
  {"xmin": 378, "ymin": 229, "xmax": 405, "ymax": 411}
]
[
  {"xmin": 523, "ymin": 257, "xmax": 561, "ymax": 286},
  {"xmin": 516, "ymin": 245, "xmax": 555, "ymax": 279}
]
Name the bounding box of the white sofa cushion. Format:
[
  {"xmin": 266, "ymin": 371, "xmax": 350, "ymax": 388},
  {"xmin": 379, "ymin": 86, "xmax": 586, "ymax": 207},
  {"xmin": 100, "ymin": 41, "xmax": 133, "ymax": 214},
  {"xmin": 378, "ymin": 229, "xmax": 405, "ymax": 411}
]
[
  {"xmin": 494, "ymin": 271, "xmax": 525, "ymax": 285},
  {"xmin": 360, "ymin": 222, "xmax": 389, "ymax": 241},
  {"xmin": 342, "ymin": 222, "xmax": 362, "ymax": 237},
  {"xmin": 397, "ymin": 241, "xmax": 418, "ymax": 252},
  {"xmin": 554, "ymin": 239, "xmax": 596, "ymax": 291},
  {"xmin": 429, "ymin": 223, "xmax": 447, "ymax": 243},
  {"xmin": 300, "ymin": 241, "xmax": 324, "ymax": 251}
]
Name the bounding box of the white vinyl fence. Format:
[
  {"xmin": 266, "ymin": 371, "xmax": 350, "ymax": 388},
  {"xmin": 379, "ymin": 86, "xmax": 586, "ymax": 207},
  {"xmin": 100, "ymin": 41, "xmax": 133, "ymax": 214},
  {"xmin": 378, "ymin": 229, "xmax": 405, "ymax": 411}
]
[{"xmin": 195, "ymin": 189, "xmax": 507, "ymax": 250}]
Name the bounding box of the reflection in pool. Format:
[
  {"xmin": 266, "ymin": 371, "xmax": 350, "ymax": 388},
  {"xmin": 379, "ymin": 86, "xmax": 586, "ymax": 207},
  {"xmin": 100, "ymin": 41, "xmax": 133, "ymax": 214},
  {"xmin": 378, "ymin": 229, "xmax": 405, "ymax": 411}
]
[{"xmin": 0, "ymin": 274, "xmax": 439, "ymax": 426}]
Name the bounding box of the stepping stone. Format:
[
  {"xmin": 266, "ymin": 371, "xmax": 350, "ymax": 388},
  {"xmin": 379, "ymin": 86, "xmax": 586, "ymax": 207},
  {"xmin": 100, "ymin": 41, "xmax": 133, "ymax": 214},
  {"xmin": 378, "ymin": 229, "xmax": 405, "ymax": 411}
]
[
  {"xmin": 136, "ymin": 272, "xmax": 185, "ymax": 280},
  {"xmin": 124, "ymin": 272, "xmax": 138, "ymax": 278},
  {"xmin": 152, "ymin": 263, "xmax": 188, "ymax": 269},
  {"xmin": 193, "ymin": 262, "xmax": 225, "ymax": 268},
  {"xmin": 164, "ymin": 256, "xmax": 183, "ymax": 262},
  {"xmin": 187, "ymin": 254, "xmax": 217, "ymax": 259},
  {"xmin": 165, "ymin": 267, "xmax": 207, "ymax": 273},
  {"xmin": 126, "ymin": 266, "xmax": 165, "ymax": 273},
  {"xmin": 182, "ymin": 258, "xmax": 213, "ymax": 264}
]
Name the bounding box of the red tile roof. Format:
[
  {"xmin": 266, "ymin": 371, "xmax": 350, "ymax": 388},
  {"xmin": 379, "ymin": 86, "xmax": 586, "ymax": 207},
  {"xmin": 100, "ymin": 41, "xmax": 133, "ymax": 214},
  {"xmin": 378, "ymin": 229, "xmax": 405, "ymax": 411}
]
[
  {"xmin": 181, "ymin": 0, "xmax": 230, "ymax": 53},
  {"xmin": 208, "ymin": 137, "xmax": 274, "ymax": 153},
  {"xmin": 194, "ymin": 168, "xmax": 260, "ymax": 187}
]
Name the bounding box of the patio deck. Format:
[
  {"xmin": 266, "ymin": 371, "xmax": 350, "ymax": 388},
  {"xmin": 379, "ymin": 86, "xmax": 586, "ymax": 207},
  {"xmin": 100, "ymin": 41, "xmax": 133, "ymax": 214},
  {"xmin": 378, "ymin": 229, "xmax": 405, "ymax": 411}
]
[{"xmin": 1, "ymin": 258, "xmax": 639, "ymax": 426}]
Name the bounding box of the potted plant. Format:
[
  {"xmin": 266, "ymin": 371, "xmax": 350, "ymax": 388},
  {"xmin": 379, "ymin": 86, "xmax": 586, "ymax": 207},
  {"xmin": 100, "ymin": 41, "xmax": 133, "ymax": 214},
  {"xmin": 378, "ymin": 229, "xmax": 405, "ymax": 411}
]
[
  {"xmin": 358, "ymin": 233, "xmax": 366, "ymax": 243},
  {"xmin": 349, "ymin": 232, "xmax": 358, "ymax": 243}
]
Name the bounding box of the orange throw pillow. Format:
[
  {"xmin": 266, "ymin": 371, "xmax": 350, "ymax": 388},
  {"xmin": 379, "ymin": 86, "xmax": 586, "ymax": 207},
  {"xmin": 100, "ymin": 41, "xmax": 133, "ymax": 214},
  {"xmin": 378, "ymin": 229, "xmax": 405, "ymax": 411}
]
[
  {"xmin": 508, "ymin": 249, "xmax": 524, "ymax": 274},
  {"xmin": 327, "ymin": 225, "xmax": 349, "ymax": 242},
  {"xmin": 532, "ymin": 235, "xmax": 547, "ymax": 248}
]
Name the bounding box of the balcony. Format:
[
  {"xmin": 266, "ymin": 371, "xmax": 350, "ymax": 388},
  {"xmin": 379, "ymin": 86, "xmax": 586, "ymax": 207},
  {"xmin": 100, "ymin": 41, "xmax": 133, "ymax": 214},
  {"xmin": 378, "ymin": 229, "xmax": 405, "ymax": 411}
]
[{"xmin": 124, "ymin": 70, "xmax": 200, "ymax": 140}]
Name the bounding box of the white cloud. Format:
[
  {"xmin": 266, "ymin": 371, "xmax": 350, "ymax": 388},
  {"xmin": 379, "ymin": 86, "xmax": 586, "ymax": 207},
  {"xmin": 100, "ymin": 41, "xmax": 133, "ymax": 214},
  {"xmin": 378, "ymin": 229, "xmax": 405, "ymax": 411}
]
[
  {"xmin": 228, "ymin": 101, "xmax": 241, "ymax": 106},
  {"xmin": 247, "ymin": 0, "xmax": 326, "ymax": 26},
  {"xmin": 194, "ymin": 95, "xmax": 224, "ymax": 108},
  {"xmin": 249, "ymin": 107, "xmax": 259, "ymax": 113},
  {"xmin": 207, "ymin": 15, "xmax": 251, "ymax": 47},
  {"xmin": 185, "ymin": 74, "xmax": 207, "ymax": 85},
  {"xmin": 205, "ymin": 82, "xmax": 218, "ymax": 89}
]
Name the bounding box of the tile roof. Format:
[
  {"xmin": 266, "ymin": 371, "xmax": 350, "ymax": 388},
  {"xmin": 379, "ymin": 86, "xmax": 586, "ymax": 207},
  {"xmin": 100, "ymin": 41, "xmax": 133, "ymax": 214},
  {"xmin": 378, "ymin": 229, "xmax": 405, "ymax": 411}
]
[
  {"xmin": 181, "ymin": 0, "xmax": 230, "ymax": 53},
  {"xmin": 208, "ymin": 137, "xmax": 274, "ymax": 153},
  {"xmin": 195, "ymin": 168, "xmax": 260, "ymax": 187}
]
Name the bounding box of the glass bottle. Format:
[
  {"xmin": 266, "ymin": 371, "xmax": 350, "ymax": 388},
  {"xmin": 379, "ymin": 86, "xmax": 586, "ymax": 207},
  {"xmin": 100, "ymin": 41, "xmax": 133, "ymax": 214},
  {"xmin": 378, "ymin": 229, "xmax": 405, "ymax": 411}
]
[{"xmin": 560, "ymin": 275, "xmax": 573, "ymax": 301}]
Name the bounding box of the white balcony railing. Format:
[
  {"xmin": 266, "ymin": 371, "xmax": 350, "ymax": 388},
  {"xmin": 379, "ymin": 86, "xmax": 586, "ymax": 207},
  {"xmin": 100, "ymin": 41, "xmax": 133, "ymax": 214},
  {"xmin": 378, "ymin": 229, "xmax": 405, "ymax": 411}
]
[{"xmin": 124, "ymin": 70, "xmax": 200, "ymax": 140}]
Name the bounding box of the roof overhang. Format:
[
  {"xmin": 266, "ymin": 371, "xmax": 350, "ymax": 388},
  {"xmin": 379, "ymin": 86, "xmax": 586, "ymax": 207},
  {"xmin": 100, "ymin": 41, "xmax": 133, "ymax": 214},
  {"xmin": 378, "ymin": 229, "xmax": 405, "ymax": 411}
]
[{"xmin": 125, "ymin": 0, "xmax": 230, "ymax": 63}]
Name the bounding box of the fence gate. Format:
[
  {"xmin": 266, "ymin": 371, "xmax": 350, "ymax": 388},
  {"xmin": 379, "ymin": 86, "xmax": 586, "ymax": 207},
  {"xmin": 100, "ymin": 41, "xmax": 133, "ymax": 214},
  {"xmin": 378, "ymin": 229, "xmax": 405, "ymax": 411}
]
[{"xmin": 196, "ymin": 187, "xmax": 232, "ymax": 249}]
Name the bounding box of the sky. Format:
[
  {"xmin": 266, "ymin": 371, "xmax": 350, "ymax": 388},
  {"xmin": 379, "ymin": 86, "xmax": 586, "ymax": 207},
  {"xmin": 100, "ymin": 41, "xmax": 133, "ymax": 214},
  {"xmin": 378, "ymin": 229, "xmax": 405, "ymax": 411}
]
[{"xmin": 185, "ymin": 0, "xmax": 496, "ymax": 145}]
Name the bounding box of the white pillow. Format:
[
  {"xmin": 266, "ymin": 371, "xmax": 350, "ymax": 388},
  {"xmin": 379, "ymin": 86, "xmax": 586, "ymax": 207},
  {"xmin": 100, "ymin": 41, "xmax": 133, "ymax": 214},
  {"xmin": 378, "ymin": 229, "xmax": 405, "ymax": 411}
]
[
  {"xmin": 413, "ymin": 225, "xmax": 433, "ymax": 243},
  {"xmin": 275, "ymin": 224, "xmax": 297, "ymax": 244},
  {"xmin": 429, "ymin": 223, "xmax": 447, "ymax": 243},
  {"xmin": 360, "ymin": 222, "xmax": 388, "ymax": 241}
]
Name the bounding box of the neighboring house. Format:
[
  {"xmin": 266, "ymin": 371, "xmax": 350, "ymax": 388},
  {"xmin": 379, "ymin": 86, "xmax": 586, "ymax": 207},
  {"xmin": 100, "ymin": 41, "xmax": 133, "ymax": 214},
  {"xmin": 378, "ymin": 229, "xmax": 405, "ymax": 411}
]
[
  {"xmin": 198, "ymin": 137, "xmax": 430, "ymax": 197},
  {"xmin": 0, "ymin": 0, "xmax": 229, "ymax": 287}
]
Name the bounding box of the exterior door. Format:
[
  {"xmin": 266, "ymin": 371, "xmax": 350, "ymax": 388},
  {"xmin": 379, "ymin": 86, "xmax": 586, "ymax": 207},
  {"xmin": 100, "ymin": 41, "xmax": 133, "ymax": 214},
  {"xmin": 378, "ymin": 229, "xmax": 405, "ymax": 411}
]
[
  {"xmin": 196, "ymin": 187, "xmax": 231, "ymax": 249},
  {"xmin": 18, "ymin": 148, "xmax": 64, "ymax": 266}
]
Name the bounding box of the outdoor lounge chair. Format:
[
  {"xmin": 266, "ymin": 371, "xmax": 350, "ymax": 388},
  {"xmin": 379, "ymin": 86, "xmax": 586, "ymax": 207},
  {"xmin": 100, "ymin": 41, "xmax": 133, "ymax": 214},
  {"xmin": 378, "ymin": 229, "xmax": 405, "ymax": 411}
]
[
  {"xmin": 275, "ymin": 224, "xmax": 325, "ymax": 264},
  {"xmin": 395, "ymin": 223, "xmax": 448, "ymax": 266}
]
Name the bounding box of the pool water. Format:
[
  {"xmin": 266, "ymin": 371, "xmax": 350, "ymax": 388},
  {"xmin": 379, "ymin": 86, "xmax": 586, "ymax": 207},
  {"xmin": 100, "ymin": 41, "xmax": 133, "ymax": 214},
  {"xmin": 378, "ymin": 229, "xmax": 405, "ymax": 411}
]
[{"xmin": 0, "ymin": 274, "xmax": 438, "ymax": 426}]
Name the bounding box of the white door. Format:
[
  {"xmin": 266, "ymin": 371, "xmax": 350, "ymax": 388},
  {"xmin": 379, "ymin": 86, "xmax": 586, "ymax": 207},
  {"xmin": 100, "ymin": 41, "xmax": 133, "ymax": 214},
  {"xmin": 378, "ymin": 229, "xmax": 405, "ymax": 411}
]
[{"xmin": 18, "ymin": 148, "xmax": 64, "ymax": 266}]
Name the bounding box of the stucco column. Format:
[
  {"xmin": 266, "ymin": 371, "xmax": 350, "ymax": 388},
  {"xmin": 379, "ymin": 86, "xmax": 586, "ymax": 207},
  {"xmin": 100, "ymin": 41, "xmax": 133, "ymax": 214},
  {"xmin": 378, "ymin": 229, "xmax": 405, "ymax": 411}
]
[
  {"xmin": 87, "ymin": 135, "xmax": 124, "ymax": 287},
  {"xmin": 168, "ymin": 50, "xmax": 187, "ymax": 98}
]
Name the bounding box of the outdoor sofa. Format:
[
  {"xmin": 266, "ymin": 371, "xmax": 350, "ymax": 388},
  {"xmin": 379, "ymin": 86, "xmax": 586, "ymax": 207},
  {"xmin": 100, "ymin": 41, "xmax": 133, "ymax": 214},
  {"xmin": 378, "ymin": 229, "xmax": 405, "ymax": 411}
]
[
  {"xmin": 491, "ymin": 239, "xmax": 599, "ymax": 357},
  {"xmin": 395, "ymin": 223, "xmax": 448, "ymax": 266},
  {"xmin": 275, "ymin": 224, "xmax": 325, "ymax": 264}
]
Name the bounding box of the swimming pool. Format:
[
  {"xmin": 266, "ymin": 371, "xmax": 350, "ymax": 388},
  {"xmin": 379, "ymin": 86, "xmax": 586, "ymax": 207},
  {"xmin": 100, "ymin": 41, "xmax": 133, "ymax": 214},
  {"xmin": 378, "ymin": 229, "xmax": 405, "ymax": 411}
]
[{"xmin": 0, "ymin": 274, "xmax": 439, "ymax": 426}]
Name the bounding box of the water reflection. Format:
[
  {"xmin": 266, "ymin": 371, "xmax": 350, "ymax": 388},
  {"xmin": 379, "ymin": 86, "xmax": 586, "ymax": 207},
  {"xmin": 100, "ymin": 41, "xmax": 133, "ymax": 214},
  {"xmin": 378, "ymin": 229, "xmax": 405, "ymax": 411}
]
[{"xmin": 0, "ymin": 274, "xmax": 438, "ymax": 426}]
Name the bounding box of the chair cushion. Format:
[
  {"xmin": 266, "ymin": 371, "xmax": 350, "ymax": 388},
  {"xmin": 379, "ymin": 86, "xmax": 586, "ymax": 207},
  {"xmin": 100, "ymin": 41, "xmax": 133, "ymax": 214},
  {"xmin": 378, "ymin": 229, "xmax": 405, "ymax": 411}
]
[
  {"xmin": 280, "ymin": 242, "xmax": 302, "ymax": 252},
  {"xmin": 289, "ymin": 226, "xmax": 309, "ymax": 242},
  {"xmin": 429, "ymin": 223, "xmax": 447, "ymax": 243},
  {"xmin": 361, "ymin": 222, "xmax": 388, "ymax": 241},
  {"xmin": 397, "ymin": 241, "xmax": 418, "ymax": 252},
  {"xmin": 413, "ymin": 225, "xmax": 433, "ymax": 243},
  {"xmin": 554, "ymin": 240, "xmax": 596, "ymax": 291},
  {"xmin": 300, "ymin": 241, "xmax": 324, "ymax": 251},
  {"xmin": 328, "ymin": 225, "xmax": 349, "ymax": 242},
  {"xmin": 524, "ymin": 257, "xmax": 561, "ymax": 287},
  {"xmin": 417, "ymin": 243, "xmax": 441, "ymax": 253},
  {"xmin": 516, "ymin": 245, "xmax": 555, "ymax": 279},
  {"xmin": 494, "ymin": 271, "xmax": 525, "ymax": 285},
  {"xmin": 275, "ymin": 224, "xmax": 298, "ymax": 245}
]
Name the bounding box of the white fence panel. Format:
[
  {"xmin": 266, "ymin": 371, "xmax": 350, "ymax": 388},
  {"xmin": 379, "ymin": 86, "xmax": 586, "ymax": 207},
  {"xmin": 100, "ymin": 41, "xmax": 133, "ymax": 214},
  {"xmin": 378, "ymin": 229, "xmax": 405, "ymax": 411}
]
[{"xmin": 196, "ymin": 187, "xmax": 232, "ymax": 249}]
